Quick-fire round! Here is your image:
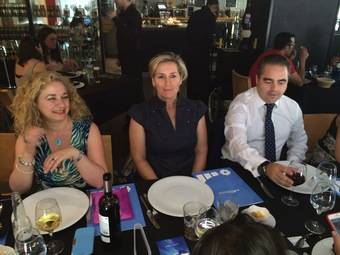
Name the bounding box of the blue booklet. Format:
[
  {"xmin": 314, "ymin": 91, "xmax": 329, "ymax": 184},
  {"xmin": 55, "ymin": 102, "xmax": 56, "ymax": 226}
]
[
  {"xmin": 193, "ymin": 168, "xmax": 263, "ymax": 207},
  {"xmin": 157, "ymin": 236, "xmax": 190, "ymax": 255}
]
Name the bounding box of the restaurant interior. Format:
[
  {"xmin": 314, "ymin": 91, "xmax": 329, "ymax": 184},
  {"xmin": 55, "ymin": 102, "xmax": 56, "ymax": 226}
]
[{"xmin": 1, "ymin": 0, "xmax": 340, "ymax": 254}]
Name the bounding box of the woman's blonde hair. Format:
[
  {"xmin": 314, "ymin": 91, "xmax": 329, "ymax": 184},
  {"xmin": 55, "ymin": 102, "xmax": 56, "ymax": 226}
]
[
  {"xmin": 148, "ymin": 52, "xmax": 188, "ymax": 81},
  {"xmin": 11, "ymin": 71, "xmax": 92, "ymax": 134}
]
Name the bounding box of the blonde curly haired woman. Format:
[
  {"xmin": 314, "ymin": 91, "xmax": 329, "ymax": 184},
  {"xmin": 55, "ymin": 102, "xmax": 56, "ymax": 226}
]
[{"xmin": 9, "ymin": 71, "xmax": 106, "ymax": 193}]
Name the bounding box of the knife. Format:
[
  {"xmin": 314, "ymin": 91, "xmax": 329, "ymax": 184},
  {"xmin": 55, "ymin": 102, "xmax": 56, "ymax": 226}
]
[
  {"xmin": 139, "ymin": 195, "xmax": 160, "ymax": 229},
  {"xmin": 256, "ymin": 178, "xmax": 275, "ymax": 199}
]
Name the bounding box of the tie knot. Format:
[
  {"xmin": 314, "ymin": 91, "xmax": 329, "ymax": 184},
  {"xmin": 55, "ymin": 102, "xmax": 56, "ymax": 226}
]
[{"xmin": 265, "ymin": 103, "xmax": 275, "ymax": 113}]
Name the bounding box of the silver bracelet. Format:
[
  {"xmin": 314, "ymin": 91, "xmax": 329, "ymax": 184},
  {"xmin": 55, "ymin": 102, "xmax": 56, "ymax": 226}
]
[
  {"xmin": 15, "ymin": 163, "xmax": 34, "ymax": 174},
  {"xmin": 74, "ymin": 150, "xmax": 84, "ymax": 163},
  {"xmin": 18, "ymin": 156, "xmax": 35, "ymax": 167}
]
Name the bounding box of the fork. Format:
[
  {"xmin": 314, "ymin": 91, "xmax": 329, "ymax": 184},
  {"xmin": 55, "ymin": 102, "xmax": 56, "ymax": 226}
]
[{"xmin": 143, "ymin": 193, "xmax": 158, "ymax": 217}]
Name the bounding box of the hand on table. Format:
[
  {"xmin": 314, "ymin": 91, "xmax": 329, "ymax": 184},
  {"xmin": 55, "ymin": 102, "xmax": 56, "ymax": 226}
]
[
  {"xmin": 43, "ymin": 147, "xmax": 78, "ymax": 173},
  {"xmin": 265, "ymin": 162, "xmax": 294, "ymax": 187}
]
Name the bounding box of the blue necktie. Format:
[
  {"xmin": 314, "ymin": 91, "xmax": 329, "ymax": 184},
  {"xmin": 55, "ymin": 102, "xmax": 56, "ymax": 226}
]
[{"xmin": 264, "ymin": 103, "xmax": 276, "ymax": 162}]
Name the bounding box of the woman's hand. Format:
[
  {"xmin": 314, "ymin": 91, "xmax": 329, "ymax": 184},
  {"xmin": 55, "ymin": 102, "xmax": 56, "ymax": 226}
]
[
  {"xmin": 23, "ymin": 127, "xmax": 45, "ymax": 154},
  {"xmin": 43, "ymin": 147, "xmax": 78, "ymax": 173}
]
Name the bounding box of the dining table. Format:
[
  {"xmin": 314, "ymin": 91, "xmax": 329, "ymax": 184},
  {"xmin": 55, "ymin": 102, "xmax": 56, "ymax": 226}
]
[{"xmin": 1, "ymin": 162, "xmax": 340, "ymax": 255}]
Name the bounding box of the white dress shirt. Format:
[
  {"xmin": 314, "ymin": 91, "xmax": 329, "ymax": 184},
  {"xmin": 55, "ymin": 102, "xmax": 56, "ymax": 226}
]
[{"xmin": 221, "ymin": 87, "xmax": 308, "ymax": 177}]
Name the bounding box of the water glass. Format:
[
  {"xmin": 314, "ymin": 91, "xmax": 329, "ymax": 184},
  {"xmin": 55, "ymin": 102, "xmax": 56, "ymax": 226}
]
[
  {"xmin": 310, "ymin": 181, "xmax": 336, "ymax": 215},
  {"xmin": 183, "ymin": 201, "xmax": 207, "ymax": 241},
  {"xmin": 216, "ymin": 190, "xmax": 239, "ymax": 222},
  {"xmin": 317, "ymin": 161, "xmax": 337, "ymax": 184},
  {"xmin": 195, "ymin": 207, "xmax": 219, "ymax": 238},
  {"xmin": 15, "ymin": 228, "xmax": 47, "ymax": 255}
]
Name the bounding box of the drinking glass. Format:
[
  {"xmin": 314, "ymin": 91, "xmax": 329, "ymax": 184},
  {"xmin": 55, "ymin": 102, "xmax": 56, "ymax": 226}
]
[
  {"xmin": 305, "ymin": 181, "xmax": 336, "ymax": 234},
  {"xmin": 194, "ymin": 207, "xmax": 219, "ymax": 239},
  {"xmin": 35, "ymin": 198, "xmax": 64, "ymax": 255},
  {"xmin": 216, "ymin": 190, "xmax": 239, "ymax": 223},
  {"xmin": 281, "ymin": 161, "xmax": 307, "ymax": 207},
  {"xmin": 317, "ymin": 161, "xmax": 337, "ymax": 184},
  {"xmin": 183, "ymin": 201, "xmax": 207, "ymax": 241},
  {"xmin": 15, "ymin": 228, "xmax": 47, "ymax": 255}
]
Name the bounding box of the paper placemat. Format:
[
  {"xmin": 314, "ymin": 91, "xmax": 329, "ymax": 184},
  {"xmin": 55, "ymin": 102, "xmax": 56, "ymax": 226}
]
[{"xmin": 87, "ymin": 183, "xmax": 145, "ymax": 235}]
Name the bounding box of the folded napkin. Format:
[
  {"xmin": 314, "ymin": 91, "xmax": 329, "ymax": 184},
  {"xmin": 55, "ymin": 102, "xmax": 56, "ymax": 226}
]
[{"xmin": 91, "ymin": 187, "xmax": 134, "ymax": 225}]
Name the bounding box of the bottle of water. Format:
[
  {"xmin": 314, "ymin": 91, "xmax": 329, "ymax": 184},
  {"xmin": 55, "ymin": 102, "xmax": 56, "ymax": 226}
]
[{"xmin": 12, "ymin": 192, "xmax": 47, "ymax": 255}]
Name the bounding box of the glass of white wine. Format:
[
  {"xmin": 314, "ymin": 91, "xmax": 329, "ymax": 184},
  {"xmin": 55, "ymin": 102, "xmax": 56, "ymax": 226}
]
[{"xmin": 35, "ymin": 198, "xmax": 64, "ymax": 255}]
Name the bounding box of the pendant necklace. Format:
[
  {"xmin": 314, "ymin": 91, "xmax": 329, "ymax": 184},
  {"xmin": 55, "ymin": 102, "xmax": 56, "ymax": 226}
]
[{"xmin": 55, "ymin": 137, "xmax": 62, "ymax": 146}]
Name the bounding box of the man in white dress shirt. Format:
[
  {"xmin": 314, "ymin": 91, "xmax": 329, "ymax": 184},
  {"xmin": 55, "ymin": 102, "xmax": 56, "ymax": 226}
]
[{"xmin": 221, "ymin": 54, "xmax": 307, "ymax": 187}]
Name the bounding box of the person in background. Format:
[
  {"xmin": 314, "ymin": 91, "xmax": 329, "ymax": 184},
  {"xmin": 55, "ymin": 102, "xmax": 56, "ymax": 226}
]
[
  {"xmin": 9, "ymin": 71, "xmax": 106, "ymax": 193},
  {"xmin": 309, "ymin": 114, "xmax": 340, "ymax": 166},
  {"xmin": 191, "ymin": 214, "xmax": 287, "ymax": 255},
  {"xmin": 249, "ymin": 32, "xmax": 309, "ymax": 87},
  {"xmin": 128, "ymin": 52, "xmax": 208, "ymax": 180},
  {"xmin": 221, "ymin": 54, "xmax": 307, "ymax": 187},
  {"xmin": 15, "ymin": 36, "xmax": 46, "ymax": 87},
  {"xmin": 37, "ymin": 26, "xmax": 78, "ymax": 72},
  {"xmin": 107, "ymin": 0, "xmax": 143, "ymax": 101},
  {"xmin": 184, "ymin": 0, "xmax": 219, "ymax": 104},
  {"xmin": 107, "ymin": 0, "xmax": 142, "ymax": 78}
]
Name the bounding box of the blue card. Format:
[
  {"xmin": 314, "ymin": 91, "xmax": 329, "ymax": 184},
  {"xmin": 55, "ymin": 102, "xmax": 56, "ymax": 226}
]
[{"xmin": 157, "ymin": 236, "xmax": 190, "ymax": 255}]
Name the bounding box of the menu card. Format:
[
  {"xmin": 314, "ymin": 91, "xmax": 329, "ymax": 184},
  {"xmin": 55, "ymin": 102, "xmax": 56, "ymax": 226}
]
[
  {"xmin": 90, "ymin": 186, "xmax": 134, "ymax": 224},
  {"xmin": 156, "ymin": 236, "xmax": 190, "ymax": 255},
  {"xmin": 193, "ymin": 168, "xmax": 263, "ymax": 207}
]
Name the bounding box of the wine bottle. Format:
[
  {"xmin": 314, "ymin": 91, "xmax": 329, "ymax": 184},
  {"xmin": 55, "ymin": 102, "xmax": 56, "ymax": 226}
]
[
  {"xmin": 239, "ymin": 0, "xmax": 252, "ymax": 50},
  {"xmin": 99, "ymin": 173, "xmax": 121, "ymax": 249}
]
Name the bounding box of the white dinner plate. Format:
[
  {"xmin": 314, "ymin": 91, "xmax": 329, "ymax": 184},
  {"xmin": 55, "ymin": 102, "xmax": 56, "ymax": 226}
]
[
  {"xmin": 147, "ymin": 176, "xmax": 214, "ymax": 217},
  {"xmin": 73, "ymin": 81, "xmax": 85, "ymax": 89},
  {"xmin": 22, "ymin": 187, "xmax": 89, "ymax": 234},
  {"xmin": 60, "ymin": 71, "xmax": 83, "ymax": 79},
  {"xmin": 276, "ymin": 161, "xmax": 319, "ymax": 194},
  {"xmin": 312, "ymin": 237, "xmax": 333, "ymax": 255}
]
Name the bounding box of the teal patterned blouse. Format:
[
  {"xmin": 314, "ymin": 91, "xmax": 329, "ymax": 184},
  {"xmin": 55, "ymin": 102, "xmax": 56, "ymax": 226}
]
[{"xmin": 34, "ymin": 119, "xmax": 91, "ymax": 190}]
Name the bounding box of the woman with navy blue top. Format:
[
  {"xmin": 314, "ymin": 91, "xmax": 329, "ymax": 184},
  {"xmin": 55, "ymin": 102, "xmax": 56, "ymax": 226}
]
[{"xmin": 128, "ymin": 52, "xmax": 208, "ymax": 179}]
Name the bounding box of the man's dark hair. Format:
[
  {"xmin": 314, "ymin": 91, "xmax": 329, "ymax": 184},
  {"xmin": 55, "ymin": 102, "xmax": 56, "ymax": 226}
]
[
  {"xmin": 256, "ymin": 54, "xmax": 290, "ymax": 77},
  {"xmin": 192, "ymin": 214, "xmax": 287, "ymax": 255},
  {"xmin": 273, "ymin": 32, "xmax": 295, "ymax": 50},
  {"xmin": 207, "ymin": 0, "xmax": 218, "ymax": 6}
]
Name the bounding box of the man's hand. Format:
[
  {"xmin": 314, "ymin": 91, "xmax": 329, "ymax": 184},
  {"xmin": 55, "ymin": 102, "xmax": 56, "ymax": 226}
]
[
  {"xmin": 332, "ymin": 231, "xmax": 340, "ymax": 255},
  {"xmin": 265, "ymin": 162, "xmax": 294, "ymax": 187},
  {"xmin": 299, "ymin": 46, "xmax": 309, "ymax": 63},
  {"xmin": 107, "ymin": 10, "xmax": 117, "ymax": 19}
]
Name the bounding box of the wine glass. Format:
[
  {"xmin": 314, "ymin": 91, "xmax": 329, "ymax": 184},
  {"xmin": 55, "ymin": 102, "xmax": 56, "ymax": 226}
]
[
  {"xmin": 35, "ymin": 198, "xmax": 64, "ymax": 255},
  {"xmin": 195, "ymin": 207, "xmax": 219, "ymax": 239},
  {"xmin": 281, "ymin": 161, "xmax": 307, "ymax": 207},
  {"xmin": 305, "ymin": 181, "xmax": 336, "ymax": 234},
  {"xmin": 317, "ymin": 160, "xmax": 337, "ymax": 184},
  {"xmin": 216, "ymin": 190, "xmax": 239, "ymax": 223},
  {"xmin": 15, "ymin": 227, "xmax": 47, "ymax": 255}
]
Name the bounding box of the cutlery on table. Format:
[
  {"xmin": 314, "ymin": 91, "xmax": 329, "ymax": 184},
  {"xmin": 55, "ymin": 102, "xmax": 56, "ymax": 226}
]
[
  {"xmin": 143, "ymin": 193, "xmax": 159, "ymax": 218},
  {"xmin": 139, "ymin": 195, "xmax": 160, "ymax": 229},
  {"xmin": 256, "ymin": 178, "xmax": 274, "ymax": 199}
]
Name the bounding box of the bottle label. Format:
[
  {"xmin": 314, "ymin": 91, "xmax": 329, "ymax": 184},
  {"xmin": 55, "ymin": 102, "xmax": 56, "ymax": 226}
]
[{"xmin": 99, "ymin": 214, "xmax": 110, "ymax": 243}]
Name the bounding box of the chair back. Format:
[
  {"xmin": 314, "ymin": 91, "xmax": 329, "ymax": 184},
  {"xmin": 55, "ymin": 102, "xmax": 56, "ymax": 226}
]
[
  {"xmin": 102, "ymin": 135, "xmax": 113, "ymax": 173},
  {"xmin": 0, "ymin": 133, "xmax": 16, "ymax": 181},
  {"xmin": 232, "ymin": 70, "xmax": 251, "ymax": 98},
  {"xmin": 303, "ymin": 114, "xmax": 336, "ymax": 151}
]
